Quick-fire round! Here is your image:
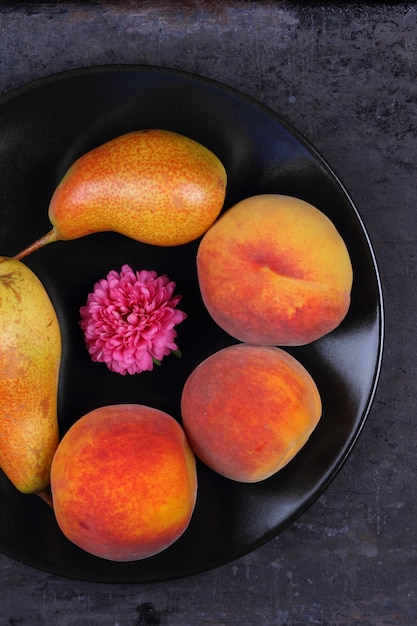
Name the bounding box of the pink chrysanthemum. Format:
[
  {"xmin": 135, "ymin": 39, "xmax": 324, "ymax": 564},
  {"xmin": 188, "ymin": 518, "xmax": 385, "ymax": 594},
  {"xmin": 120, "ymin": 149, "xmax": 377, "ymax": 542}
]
[{"xmin": 79, "ymin": 264, "xmax": 187, "ymax": 375}]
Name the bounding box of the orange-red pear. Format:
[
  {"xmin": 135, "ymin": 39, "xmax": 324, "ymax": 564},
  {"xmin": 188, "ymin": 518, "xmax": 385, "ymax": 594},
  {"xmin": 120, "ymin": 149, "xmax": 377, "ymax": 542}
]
[{"xmin": 14, "ymin": 129, "xmax": 227, "ymax": 260}]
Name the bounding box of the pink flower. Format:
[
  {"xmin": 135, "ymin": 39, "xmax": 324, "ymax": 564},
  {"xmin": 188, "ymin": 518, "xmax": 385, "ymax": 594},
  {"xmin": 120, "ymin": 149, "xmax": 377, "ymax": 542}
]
[{"xmin": 79, "ymin": 264, "xmax": 187, "ymax": 375}]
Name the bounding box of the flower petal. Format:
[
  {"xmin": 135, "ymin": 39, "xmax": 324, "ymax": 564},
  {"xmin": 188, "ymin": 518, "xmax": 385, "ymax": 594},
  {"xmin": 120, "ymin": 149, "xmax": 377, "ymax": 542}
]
[{"xmin": 79, "ymin": 264, "xmax": 187, "ymax": 375}]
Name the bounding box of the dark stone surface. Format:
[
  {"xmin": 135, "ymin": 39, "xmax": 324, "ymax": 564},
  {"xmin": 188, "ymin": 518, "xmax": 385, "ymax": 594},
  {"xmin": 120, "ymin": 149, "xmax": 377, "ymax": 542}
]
[{"xmin": 0, "ymin": 1, "xmax": 415, "ymax": 624}]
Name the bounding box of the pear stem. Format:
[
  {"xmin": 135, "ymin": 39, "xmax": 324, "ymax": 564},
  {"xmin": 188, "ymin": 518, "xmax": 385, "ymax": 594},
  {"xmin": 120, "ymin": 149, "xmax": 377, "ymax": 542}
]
[
  {"xmin": 36, "ymin": 486, "xmax": 54, "ymax": 510},
  {"xmin": 13, "ymin": 229, "xmax": 59, "ymax": 261}
]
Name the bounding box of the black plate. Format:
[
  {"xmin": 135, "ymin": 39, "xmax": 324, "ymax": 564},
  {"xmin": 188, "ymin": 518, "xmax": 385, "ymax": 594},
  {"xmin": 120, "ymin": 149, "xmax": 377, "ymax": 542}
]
[{"xmin": 0, "ymin": 65, "xmax": 383, "ymax": 583}]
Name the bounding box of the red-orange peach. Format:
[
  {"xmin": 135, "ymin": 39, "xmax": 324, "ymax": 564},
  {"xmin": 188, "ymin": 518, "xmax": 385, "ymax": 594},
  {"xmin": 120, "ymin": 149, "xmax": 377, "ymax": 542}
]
[
  {"xmin": 197, "ymin": 194, "xmax": 353, "ymax": 346},
  {"xmin": 50, "ymin": 404, "xmax": 197, "ymax": 561},
  {"xmin": 181, "ymin": 344, "xmax": 322, "ymax": 483}
]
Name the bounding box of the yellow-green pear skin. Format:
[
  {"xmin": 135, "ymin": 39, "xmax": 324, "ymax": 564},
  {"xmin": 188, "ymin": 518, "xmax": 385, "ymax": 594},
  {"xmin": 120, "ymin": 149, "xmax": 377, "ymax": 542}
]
[{"xmin": 0, "ymin": 257, "xmax": 61, "ymax": 493}]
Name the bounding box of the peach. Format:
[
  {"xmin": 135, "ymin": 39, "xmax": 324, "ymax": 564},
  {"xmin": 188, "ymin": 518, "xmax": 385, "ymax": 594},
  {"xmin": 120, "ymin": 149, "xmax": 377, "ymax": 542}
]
[
  {"xmin": 181, "ymin": 344, "xmax": 322, "ymax": 483},
  {"xmin": 50, "ymin": 404, "xmax": 197, "ymax": 561},
  {"xmin": 197, "ymin": 194, "xmax": 353, "ymax": 346}
]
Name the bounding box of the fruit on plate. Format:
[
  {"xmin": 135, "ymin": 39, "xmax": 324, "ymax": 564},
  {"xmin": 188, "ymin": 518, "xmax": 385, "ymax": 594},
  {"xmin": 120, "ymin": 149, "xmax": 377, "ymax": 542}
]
[
  {"xmin": 50, "ymin": 404, "xmax": 197, "ymax": 561},
  {"xmin": 181, "ymin": 344, "xmax": 322, "ymax": 483},
  {"xmin": 14, "ymin": 129, "xmax": 227, "ymax": 260},
  {"xmin": 0, "ymin": 257, "xmax": 61, "ymax": 493},
  {"xmin": 197, "ymin": 194, "xmax": 353, "ymax": 346}
]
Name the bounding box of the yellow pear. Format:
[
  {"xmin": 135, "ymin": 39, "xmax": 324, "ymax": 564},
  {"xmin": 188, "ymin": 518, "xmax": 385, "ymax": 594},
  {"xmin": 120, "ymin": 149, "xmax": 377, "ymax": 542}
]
[
  {"xmin": 0, "ymin": 258, "xmax": 61, "ymax": 493},
  {"xmin": 14, "ymin": 129, "xmax": 227, "ymax": 260}
]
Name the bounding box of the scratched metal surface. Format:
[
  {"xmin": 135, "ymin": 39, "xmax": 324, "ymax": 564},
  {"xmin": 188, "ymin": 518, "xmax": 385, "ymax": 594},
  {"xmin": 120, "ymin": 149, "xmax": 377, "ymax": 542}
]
[{"xmin": 0, "ymin": 1, "xmax": 415, "ymax": 624}]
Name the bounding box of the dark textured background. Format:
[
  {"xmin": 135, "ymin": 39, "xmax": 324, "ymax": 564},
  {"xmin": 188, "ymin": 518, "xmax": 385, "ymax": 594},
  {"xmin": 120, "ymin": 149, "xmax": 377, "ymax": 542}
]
[{"xmin": 0, "ymin": 2, "xmax": 415, "ymax": 624}]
